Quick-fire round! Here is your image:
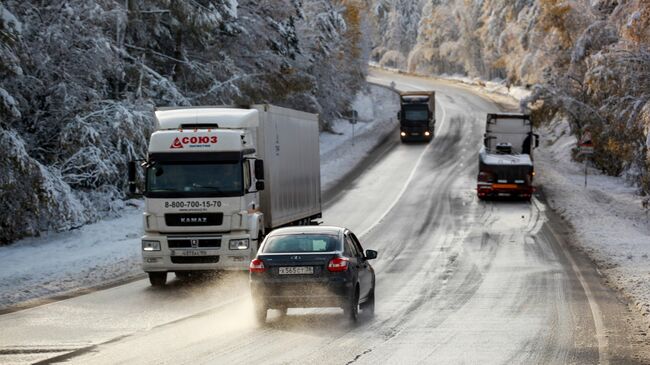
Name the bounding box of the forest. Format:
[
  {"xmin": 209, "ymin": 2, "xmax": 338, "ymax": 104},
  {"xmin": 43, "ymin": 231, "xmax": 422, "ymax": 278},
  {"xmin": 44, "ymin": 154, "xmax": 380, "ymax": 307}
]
[
  {"xmin": 370, "ymin": 0, "xmax": 649, "ymax": 194},
  {"xmin": 0, "ymin": 0, "xmax": 370, "ymax": 244}
]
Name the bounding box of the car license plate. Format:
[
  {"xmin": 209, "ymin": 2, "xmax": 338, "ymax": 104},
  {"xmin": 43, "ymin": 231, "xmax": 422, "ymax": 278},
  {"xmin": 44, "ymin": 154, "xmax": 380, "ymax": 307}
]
[
  {"xmin": 171, "ymin": 250, "xmax": 209, "ymax": 256},
  {"xmin": 279, "ymin": 266, "xmax": 314, "ymax": 275},
  {"xmin": 498, "ymin": 193, "xmax": 511, "ymax": 197}
]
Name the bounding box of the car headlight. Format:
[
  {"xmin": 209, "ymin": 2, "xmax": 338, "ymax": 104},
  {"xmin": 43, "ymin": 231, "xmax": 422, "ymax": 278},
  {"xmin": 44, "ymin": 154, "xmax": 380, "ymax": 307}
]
[
  {"xmin": 142, "ymin": 240, "xmax": 161, "ymax": 251},
  {"xmin": 229, "ymin": 239, "xmax": 250, "ymax": 250}
]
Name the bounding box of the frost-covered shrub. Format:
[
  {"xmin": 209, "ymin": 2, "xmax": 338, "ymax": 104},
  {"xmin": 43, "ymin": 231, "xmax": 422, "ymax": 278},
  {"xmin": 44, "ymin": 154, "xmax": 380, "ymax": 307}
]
[{"xmin": 0, "ymin": 129, "xmax": 87, "ymax": 244}]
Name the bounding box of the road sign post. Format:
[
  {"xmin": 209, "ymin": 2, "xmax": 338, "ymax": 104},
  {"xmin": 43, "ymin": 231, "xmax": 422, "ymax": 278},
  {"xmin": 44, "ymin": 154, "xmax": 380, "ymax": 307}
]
[
  {"xmin": 577, "ymin": 143, "xmax": 594, "ymax": 188},
  {"xmin": 577, "ymin": 128, "xmax": 595, "ymax": 187}
]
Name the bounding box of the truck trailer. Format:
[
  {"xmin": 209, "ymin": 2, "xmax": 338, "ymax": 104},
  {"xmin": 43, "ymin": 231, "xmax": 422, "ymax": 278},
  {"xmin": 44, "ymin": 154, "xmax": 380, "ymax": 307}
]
[
  {"xmin": 130, "ymin": 105, "xmax": 322, "ymax": 286},
  {"xmin": 477, "ymin": 113, "xmax": 538, "ymax": 201},
  {"xmin": 398, "ymin": 91, "xmax": 435, "ymax": 142}
]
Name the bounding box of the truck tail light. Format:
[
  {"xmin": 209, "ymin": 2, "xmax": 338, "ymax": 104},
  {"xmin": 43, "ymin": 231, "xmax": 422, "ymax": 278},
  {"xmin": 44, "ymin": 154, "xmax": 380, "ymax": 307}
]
[
  {"xmin": 327, "ymin": 257, "xmax": 349, "ymax": 272},
  {"xmin": 249, "ymin": 258, "xmax": 266, "ymax": 273}
]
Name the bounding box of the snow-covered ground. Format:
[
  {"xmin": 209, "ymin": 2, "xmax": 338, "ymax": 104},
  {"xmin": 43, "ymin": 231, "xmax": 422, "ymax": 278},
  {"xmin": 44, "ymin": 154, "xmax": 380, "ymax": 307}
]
[
  {"xmin": 536, "ymin": 119, "xmax": 650, "ymax": 318},
  {"xmin": 0, "ymin": 84, "xmax": 398, "ymax": 311},
  {"xmin": 320, "ymin": 85, "xmax": 398, "ymax": 192}
]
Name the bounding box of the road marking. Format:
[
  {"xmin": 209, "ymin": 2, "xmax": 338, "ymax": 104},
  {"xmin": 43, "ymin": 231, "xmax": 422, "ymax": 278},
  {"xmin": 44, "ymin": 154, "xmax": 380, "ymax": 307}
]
[
  {"xmin": 535, "ymin": 196, "xmax": 609, "ymax": 365},
  {"xmin": 358, "ymin": 82, "xmax": 447, "ymax": 238}
]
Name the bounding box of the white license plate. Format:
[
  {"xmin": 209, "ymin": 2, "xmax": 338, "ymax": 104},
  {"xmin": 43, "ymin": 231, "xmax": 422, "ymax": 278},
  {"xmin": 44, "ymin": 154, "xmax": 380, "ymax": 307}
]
[
  {"xmin": 278, "ymin": 266, "xmax": 314, "ymax": 275},
  {"xmin": 171, "ymin": 250, "xmax": 209, "ymax": 256},
  {"xmin": 498, "ymin": 193, "xmax": 511, "ymax": 197}
]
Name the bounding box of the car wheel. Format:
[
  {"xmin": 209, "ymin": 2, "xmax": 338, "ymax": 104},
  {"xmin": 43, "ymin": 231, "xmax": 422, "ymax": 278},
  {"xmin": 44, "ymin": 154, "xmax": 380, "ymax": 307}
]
[
  {"xmin": 361, "ymin": 289, "xmax": 375, "ymax": 317},
  {"xmin": 148, "ymin": 272, "xmax": 167, "ymax": 287},
  {"xmin": 344, "ymin": 287, "xmax": 359, "ymax": 323},
  {"xmin": 254, "ymin": 300, "xmax": 268, "ymax": 325}
]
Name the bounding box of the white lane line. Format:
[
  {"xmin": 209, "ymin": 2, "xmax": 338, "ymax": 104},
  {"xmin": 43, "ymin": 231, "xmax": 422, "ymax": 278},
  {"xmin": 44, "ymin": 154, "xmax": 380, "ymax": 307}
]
[
  {"xmin": 358, "ymin": 81, "xmax": 448, "ymax": 238},
  {"xmin": 535, "ymin": 196, "xmax": 609, "ymax": 365}
]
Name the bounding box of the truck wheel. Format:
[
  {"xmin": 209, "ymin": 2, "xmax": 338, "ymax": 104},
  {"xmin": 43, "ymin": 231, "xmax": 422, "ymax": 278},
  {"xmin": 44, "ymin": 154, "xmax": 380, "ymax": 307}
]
[
  {"xmin": 254, "ymin": 300, "xmax": 268, "ymax": 325},
  {"xmin": 148, "ymin": 272, "xmax": 167, "ymax": 287}
]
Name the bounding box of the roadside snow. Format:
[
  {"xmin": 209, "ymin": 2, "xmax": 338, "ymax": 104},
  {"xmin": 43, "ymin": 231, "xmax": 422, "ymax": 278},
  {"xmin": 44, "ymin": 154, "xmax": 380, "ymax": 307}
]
[
  {"xmin": 320, "ymin": 85, "xmax": 399, "ymax": 192},
  {"xmin": 0, "ymin": 84, "xmax": 398, "ymax": 311},
  {"xmin": 536, "ymin": 119, "xmax": 650, "ymax": 318},
  {"xmin": 439, "ymin": 73, "xmax": 531, "ymax": 103},
  {"xmin": 0, "ymin": 202, "xmax": 143, "ymax": 309}
]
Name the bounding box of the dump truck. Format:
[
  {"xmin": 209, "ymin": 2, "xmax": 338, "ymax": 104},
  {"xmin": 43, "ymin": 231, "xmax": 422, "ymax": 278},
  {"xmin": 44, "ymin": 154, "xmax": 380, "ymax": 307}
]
[
  {"xmin": 129, "ymin": 105, "xmax": 322, "ymax": 286},
  {"xmin": 477, "ymin": 113, "xmax": 538, "ymax": 201},
  {"xmin": 397, "ymin": 91, "xmax": 435, "ymax": 142}
]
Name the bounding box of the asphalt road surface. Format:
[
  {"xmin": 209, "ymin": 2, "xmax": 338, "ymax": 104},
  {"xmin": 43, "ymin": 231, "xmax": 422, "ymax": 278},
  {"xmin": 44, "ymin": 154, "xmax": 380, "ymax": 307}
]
[{"xmin": 1, "ymin": 69, "xmax": 649, "ymax": 365}]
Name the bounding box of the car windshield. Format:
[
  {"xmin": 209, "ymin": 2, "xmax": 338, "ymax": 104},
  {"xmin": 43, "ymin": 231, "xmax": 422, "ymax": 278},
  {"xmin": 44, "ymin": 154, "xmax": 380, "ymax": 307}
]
[
  {"xmin": 147, "ymin": 161, "xmax": 243, "ymax": 197},
  {"xmin": 262, "ymin": 234, "xmax": 341, "ymax": 253}
]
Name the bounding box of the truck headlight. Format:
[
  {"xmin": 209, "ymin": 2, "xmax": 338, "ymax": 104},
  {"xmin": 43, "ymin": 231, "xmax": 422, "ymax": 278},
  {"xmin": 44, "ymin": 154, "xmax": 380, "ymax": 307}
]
[
  {"xmin": 229, "ymin": 239, "xmax": 250, "ymax": 250},
  {"xmin": 142, "ymin": 240, "xmax": 161, "ymax": 251}
]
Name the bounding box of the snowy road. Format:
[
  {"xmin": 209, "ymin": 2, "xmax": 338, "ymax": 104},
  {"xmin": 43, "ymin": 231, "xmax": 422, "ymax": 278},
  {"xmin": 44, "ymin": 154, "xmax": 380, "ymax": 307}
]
[{"xmin": 1, "ymin": 70, "xmax": 648, "ymax": 364}]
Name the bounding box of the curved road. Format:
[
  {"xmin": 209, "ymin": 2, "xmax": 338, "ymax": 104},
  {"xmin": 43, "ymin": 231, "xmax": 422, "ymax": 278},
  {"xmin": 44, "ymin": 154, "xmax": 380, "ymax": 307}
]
[{"xmin": 1, "ymin": 69, "xmax": 647, "ymax": 364}]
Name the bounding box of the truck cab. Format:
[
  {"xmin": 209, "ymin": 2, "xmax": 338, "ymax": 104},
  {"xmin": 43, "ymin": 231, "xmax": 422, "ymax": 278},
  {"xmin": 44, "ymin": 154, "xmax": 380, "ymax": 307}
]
[
  {"xmin": 398, "ymin": 91, "xmax": 435, "ymax": 142},
  {"xmin": 138, "ymin": 108, "xmax": 266, "ymax": 286},
  {"xmin": 132, "ymin": 106, "xmax": 321, "ymax": 286}
]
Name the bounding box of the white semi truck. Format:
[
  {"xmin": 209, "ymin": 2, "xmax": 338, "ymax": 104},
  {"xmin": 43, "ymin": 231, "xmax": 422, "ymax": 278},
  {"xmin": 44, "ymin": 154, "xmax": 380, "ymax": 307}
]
[
  {"xmin": 477, "ymin": 113, "xmax": 538, "ymax": 201},
  {"xmin": 129, "ymin": 105, "xmax": 322, "ymax": 286}
]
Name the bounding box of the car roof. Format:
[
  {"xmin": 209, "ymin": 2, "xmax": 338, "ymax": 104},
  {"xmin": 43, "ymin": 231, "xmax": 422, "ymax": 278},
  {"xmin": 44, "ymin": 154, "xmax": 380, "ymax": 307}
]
[{"xmin": 267, "ymin": 225, "xmax": 346, "ymax": 237}]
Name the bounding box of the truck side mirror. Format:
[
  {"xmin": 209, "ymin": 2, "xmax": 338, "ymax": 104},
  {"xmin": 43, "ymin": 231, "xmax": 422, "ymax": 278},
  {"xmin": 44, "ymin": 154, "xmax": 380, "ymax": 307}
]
[
  {"xmin": 254, "ymin": 160, "xmax": 264, "ymax": 180},
  {"xmin": 128, "ymin": 160, "xmax": 137, "ymax": 194},
  {"xmin": 255, "ymin": 181, "xmax": 265, "ymax": 191}
]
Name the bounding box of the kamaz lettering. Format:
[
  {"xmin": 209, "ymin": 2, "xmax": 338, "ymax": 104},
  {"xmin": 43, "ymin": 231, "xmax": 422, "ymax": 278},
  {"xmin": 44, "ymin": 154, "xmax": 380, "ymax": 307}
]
[{"xmin": 180, "ymin": 217, "xmax": 208, "ymax": 223}]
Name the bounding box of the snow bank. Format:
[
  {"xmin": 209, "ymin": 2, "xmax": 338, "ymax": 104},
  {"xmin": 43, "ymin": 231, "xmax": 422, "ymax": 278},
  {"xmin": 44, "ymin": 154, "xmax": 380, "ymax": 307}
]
[
  {"xmin": 439, "ymin": 73, "xmax": 532, "ymax": 103},
  {"xmin": 320, "ymin": 85, "xmax": 398, "ymax": 192},
  {"xmin": 537, "ymin": 118, "xmax": 650, "ymax": 319}
]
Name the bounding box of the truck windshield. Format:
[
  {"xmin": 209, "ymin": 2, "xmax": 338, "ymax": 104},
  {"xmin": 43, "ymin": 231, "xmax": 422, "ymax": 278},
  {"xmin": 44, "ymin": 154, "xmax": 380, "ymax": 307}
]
[
  {"xmin": 146, "ymin": 161, "xmax": 243, "ymax": 198},
  {"xmin": 403, "ymin": 108, "xmax": 429, "ymax": 121}
]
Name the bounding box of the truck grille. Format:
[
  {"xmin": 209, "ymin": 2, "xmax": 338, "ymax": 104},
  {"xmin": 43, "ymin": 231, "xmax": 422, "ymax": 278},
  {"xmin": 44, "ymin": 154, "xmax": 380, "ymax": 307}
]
[
  {"xmin": 168, "ymin": 238, "xmax": 221, "ymax": 248},
  {"xmin": 493, "ymin": 166, "xmax": 530, "ymax": 182},
  {"xmin": 171, "ymin": 256, "xmax": 220, "ymax": 264},
  {"xmin": 165, "ymin": 213, "xmax": 223, "ymax": 226}
]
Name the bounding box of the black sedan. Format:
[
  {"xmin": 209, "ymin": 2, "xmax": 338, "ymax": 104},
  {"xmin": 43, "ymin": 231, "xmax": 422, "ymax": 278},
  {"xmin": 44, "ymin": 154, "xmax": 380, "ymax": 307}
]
[{"xmin": 249, "ymin": 226, "xmax": 378, "ymax": 324}]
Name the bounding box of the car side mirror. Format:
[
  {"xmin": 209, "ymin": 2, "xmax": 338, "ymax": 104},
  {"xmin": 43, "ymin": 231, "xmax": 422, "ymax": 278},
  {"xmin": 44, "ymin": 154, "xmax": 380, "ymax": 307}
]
[
  {"xmin": 255, "ymin": 181, "xmax": 265, "ymax": 191},
  {"xmin": 397, "ymin": 111, "xmax": 401, "ymax": 119},
  {"xmin": 535, "ymin": 134, "xmax": 540, "ymax": 148},
  {"xmin": 365, "ymin": 249, "xmax": 378, "ymax": 260}
]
